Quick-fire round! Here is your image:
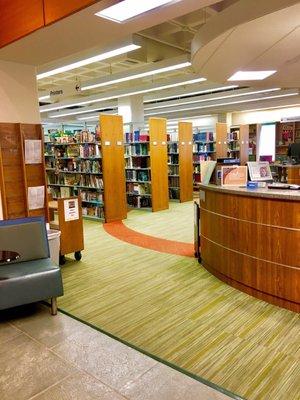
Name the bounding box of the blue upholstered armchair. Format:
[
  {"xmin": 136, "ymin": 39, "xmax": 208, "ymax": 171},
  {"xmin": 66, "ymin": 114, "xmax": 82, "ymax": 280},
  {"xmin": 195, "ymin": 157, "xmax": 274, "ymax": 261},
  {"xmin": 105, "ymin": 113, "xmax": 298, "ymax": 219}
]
[{"xmin": 0, "ymin": 217, "xmax": 63, "ymax": 315}]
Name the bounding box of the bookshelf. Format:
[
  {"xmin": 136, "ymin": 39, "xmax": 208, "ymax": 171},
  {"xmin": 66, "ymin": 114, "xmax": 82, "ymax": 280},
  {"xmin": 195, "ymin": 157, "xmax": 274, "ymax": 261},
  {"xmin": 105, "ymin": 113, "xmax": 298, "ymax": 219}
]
[
  {"xmin": 0, "ymin": 123, "xmax": 49, "ymax": 221},
  {"xmin": 168, "ymin": 122, "xmax": 193, "ymax": 202},
  {"xmin": 227, "ymin": 125, "xmax": 249, "ymax": 165},
  {"xmin": 275, "ymin": 122, "xmax": 300, "ymax": 162},
  {"xmin": 193, "ymin": 126, "xmax": 216, "ymax": 187},
  {"xmin": 124, "ymin": 117, "xmax": 168, "ymax": 212},
  {"xmin": 45, "ymin": 115, "xmax": 127, "ymax": 223},
  {"xmin": 45, "ymin": 129, "xmax": 104, "ymax": 221}
]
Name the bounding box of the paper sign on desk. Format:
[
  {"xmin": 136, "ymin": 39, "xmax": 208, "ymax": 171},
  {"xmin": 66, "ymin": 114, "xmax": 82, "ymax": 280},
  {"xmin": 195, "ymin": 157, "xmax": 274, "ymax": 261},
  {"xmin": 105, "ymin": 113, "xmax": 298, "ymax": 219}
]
[
  {"xmin": 25, "ymin": 140, "xmax": 42, "ymax": 164},
  {"xmin": 28, "ymin": 186, "xmax": 45, "ymax": 210},
  {"xmin": 64, "ymin": 198, "xmax": 79, "ymax": 221},
  {"xmin": 221, "ymin": 166, "xmax": 248, "ymax": 187}
]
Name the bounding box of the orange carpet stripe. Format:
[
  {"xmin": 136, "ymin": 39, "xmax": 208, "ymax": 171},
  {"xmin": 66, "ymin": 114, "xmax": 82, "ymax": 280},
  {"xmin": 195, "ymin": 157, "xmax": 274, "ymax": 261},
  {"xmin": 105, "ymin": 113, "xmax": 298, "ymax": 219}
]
[{"xmin": 104, "ymin": 221, "xmax": 194, "ymax": 257}]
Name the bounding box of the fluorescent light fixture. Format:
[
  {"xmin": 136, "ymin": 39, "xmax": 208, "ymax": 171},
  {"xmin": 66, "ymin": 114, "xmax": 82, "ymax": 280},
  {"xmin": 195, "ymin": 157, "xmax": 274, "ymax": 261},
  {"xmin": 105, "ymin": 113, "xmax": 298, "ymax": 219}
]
[
  {"xmin": 228, "ymin": 70, "xmax": 276, "ymax": 81},
  {"xmin": 39, "ymin": 95, "xmax": 50, "ymax": 101},
  {"xmin": 145, "ymin": 92, "xmax": 299, "ymax": 116},
  {"xmin": 239, "ymin": 103, "xmax": 300, "ymax": 113},
  {"xmin": 41, "ymin": 77, "xmax": 206, "ymax": 114},
  {"xmin": 81, "ymin": 61, "xmax": 192, "ymax": 91},
  {"xmin": 49, "ymin": 106, "xmax": 117, "ymax": 118},
  {"xmin": 95, "ymin": 0, "xmax": 175, "ymax": 23},
  {"xmin": 144, "ymin": 88, "xmax": 281, "ymax": 111},
  {"xmin": 144, "ymin": 85, "xmax": 238, "ymax": 103},
  {"xmin": 37, "ymin": 44, "xmax": 141, "ymax": 80},
  {"xmin": 77, "ymin": 114, "xmax": 117, "ymax": 121}
]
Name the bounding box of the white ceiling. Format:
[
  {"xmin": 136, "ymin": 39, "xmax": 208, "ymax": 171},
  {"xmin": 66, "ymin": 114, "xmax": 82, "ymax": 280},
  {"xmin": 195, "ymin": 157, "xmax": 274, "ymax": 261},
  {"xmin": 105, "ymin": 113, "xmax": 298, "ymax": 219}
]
[{"xmin": 1, "ymin": 0, "xmax": 299, "ymax": 124}]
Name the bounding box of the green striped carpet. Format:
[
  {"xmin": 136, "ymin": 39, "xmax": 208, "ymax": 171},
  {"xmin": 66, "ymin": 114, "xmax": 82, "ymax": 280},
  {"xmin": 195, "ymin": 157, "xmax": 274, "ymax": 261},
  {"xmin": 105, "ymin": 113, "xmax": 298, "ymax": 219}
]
[{"xmin": 58, "ymin": 202, "xmax": 300, "ymax": 400}]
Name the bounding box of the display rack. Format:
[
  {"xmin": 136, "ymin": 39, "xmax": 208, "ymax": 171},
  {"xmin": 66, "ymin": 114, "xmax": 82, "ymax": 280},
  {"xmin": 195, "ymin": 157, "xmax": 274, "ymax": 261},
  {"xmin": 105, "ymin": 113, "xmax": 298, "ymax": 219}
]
[
  {"xmin": 168, "ymin": 122, "xmax": 193, "ymax": 202},
  {"xmin": 193, "ymin": 126, "xmax": 216, "ymax": 187},
  {"xmin": 124, "ymin": 117, "xmax": 168, "ymax": 212},
  {"xmin": 0, "ymin": 123, "xmax": 49, "ymax": 221},
  {"xmin": 275, "ymin": 121, "xmax": 300, "ymax": 162}
]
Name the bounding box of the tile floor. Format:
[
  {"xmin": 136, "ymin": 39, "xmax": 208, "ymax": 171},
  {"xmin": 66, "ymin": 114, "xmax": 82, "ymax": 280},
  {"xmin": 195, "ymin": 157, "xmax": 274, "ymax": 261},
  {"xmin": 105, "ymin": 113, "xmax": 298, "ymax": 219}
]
[{"xmin": 0, "ymin": 303, "xmax": 234, "ymax": 400}]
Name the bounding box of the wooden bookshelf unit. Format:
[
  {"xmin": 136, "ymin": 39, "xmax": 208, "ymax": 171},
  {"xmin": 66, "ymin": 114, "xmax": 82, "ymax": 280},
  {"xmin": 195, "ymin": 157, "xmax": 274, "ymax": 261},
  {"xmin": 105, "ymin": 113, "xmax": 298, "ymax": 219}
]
[
  {"xmin": 227, "ymin": 125, "xmax": 249, "ymax": 165},
  {"xmin": 193, "ymin": 126, "xmax": 216, "ymax": 187},
  {"xmin": 125, "ymin": 118, "xmax": 168, "ymax": 212},
  {"xmin": 168, "ymin": 122, "xmax": 193, "ymax": 202}
]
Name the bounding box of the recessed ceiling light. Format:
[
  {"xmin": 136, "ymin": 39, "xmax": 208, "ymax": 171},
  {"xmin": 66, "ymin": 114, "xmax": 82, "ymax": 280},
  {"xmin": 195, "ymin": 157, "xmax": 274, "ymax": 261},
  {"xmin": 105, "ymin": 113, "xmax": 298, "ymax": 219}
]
[
  {"xmin": 37, "ymin": 44, "xmax": 141, "ymax": 80},
  {"xmin": 95, "ymin": 0, "xmax": 176, "ymax": 23},
  {"xmin": 228, "ymin": 70, "xmax": 277, "ymax": 81},
  {"xmin": 81, "ymin": 61, "xmax": 192, "ymax": 91},
  {"xmin": 41, "ymin": 77, "xmax": 206, "ymax": 114}
]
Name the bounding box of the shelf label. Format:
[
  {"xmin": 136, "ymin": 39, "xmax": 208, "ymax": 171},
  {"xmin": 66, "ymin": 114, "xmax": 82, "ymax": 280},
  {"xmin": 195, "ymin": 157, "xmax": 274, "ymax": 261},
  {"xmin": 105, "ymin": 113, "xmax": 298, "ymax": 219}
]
[
  {"xmin": 116, "ymin": 141, "xmax": 122, "ymax": 146},
  {"xmin": 189, "ymin": 141, "xmax": 192, "ymax": 145},
  {"xmin": 181, "ymin": 141, "xmax": 185, "ymax": 145},
  {"xmin": 162, "ymin": 141, "xmax": 166, "ymax": 145},
  {"xmin": 153, "ymin": 141, "xmax": 157, "ymax": 146},
  {"xmin": 104, "ymin": 141, "xmax": 111, "ymax": 146}
]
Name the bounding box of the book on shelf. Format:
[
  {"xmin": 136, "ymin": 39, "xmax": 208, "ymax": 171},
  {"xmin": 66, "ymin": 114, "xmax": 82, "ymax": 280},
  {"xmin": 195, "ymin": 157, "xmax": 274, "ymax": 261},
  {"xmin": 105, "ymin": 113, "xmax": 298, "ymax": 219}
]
[
  {"xmin": 127, "ymin": 195, "xmax": 152, "ymax": 209},
  {"xmin": 168, "ymin": 176, "xmax": 179, "ymax": 188},
  {"xmin": 60, "ymin": 187, "xmax": 71, "ymax": 198},
  {"xmin": 125, "ymin": 130, "xmax": 149, "ymax": 143},
  {"xmin": 194, "ymin": 130, "xmax": 214, "ymax": 142},
  {"xmin": 168, "ymin": 164, "xmax": 179, "ymax": 175},
  {"xmin": 169, "ymin": 188, "xmax": 180, "ymax": 200}
]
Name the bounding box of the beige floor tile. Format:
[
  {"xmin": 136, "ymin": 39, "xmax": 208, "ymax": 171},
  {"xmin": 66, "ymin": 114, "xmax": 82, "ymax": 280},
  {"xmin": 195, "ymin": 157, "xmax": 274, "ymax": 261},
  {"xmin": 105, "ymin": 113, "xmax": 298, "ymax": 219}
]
[
  {"xmin": 52, "ymin": 328, "xmax": 157, "ymax": 391},
  {"xmin": 120, "ymin": 363, "xmax": 233, "ymax": 400},
  {"xmin": 31, "ymin": 371, "xmax": 126, "ymax": 400},
  {"xmin": 0, "ymin": 321, "xmax": 22, "ymax": 344},
  {"xmin": 0, "ymin": 333, "xmax": 76, "ymax": 400},
  {"xmin": 10, "ymin": 303, "xmax": 85, "ymax": 348}
]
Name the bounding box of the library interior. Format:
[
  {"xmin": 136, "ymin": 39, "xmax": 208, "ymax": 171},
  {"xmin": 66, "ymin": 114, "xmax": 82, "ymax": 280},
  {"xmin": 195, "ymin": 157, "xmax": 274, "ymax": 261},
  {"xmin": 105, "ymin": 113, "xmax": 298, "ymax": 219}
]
[{"xmin": 0, "ymin": 1, "xmax": 299, "ymax": 400}]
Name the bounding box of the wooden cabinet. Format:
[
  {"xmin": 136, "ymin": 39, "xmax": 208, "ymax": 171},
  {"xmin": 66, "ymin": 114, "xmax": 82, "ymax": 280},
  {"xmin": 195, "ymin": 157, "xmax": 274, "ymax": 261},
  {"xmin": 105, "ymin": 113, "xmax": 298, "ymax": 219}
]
[
  {"xmin": 0, "ymin": 123, "xmax": 49, "ymax": 221},
  {"xmin": 178, "ymin": 122, "xmax": 193, "ymax": 203}
]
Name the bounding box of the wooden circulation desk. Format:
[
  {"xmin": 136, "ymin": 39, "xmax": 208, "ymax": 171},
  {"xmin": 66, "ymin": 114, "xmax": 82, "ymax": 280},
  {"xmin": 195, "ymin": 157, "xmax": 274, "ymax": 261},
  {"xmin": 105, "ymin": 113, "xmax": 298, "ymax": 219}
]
[{"xmin": 198, "ymin": 184, "xmax": 300, "ymax": 312}]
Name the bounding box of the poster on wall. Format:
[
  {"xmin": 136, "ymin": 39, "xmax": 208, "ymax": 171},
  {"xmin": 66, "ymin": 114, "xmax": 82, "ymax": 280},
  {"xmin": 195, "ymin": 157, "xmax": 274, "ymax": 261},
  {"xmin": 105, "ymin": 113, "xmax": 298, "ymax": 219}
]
[
  {"xmin": 25, "ymin": 140, "xmax": 42, "ymax": 164},
  {"xmin": 221, "ymin": 166, "xmax": 248, "ymax": 187},
  {"xmin": 64, "ymin": 198, "xmax": 79, "ymax": 221},
  {"xmin": 247, "ymin": 162, "xmax": 273, "ymax": 181},
  {"xmin": 28, "ymin": 186, "xmax": 45, "ymax": 210}
]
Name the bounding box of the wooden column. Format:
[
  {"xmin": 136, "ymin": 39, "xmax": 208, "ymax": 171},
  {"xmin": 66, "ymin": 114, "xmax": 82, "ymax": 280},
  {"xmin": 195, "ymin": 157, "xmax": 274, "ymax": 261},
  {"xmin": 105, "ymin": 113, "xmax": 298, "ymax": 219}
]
[
  {"xmin": 100, "ymin": 114, "xmax": 127, "ymax": 223},
  {"xmin": 149, "ymin": 118, "xmax": 169, "ymax": 212},
  {"xmin": 178, "ymin": 122, "xmax": 193, "ymax": 203}
]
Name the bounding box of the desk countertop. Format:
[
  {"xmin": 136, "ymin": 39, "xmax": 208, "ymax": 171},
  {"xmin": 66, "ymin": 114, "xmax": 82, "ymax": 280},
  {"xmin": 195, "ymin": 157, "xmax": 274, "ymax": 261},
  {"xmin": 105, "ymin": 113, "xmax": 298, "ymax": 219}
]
[{"xmin": 198, "ymin": 184, "xmax": 300, "ymax": 201}]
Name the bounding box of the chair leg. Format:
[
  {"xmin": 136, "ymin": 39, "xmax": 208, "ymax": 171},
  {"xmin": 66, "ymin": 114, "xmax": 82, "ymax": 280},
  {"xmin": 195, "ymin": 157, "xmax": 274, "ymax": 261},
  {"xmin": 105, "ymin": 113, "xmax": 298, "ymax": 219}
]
[{"xmin": 50, "ymin": 297, "xmax": 58, "ymax": 315}]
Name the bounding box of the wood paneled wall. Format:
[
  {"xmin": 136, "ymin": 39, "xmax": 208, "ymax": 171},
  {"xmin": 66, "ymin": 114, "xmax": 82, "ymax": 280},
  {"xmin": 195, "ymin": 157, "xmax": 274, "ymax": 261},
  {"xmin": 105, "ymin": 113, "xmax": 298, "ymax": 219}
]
[
  {"xmin": 0, "ymin": 123, "xmax": 48, "ymax": 220},
  {"xmin": 178, "ymin": 122, "xmax": 193, "ymax": 203},
  {"xmin": 0, "ymin": 0, "xmax": 99, "ymax": 48},
  {"xmin": 199, "ymin": 187, "xmax": 300, "ymax": 312}
]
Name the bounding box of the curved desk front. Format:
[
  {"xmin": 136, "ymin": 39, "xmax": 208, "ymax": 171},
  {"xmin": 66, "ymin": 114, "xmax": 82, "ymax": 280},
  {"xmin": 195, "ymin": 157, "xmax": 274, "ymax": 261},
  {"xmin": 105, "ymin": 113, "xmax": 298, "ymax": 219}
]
[{"xmin": 198, "ymin": 184, "xmax": 300, "ymax": 312}]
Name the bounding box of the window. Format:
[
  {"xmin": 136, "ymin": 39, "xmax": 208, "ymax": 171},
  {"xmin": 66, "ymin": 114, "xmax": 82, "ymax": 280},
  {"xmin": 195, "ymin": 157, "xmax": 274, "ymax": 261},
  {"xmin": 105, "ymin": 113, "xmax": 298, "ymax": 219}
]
[{"xmin": 259, "ymin": 123, "xmax": 276, "ymax": 161}]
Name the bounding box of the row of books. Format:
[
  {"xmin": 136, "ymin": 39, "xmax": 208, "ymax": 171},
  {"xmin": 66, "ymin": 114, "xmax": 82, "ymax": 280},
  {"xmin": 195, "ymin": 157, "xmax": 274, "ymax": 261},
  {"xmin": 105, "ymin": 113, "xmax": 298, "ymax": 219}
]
[
  {"xmin": 168, "ymin": 154, "xmax": 179, "ymax": 164},
  {"xmin": 168, "ymin": 164, "xmax": 179, "ymax": 175},
  {"xmin": 47, "ymin": 173, "xmax": 103, "ymax": 189},
  {"xmin": 79, "ymin": 190, "xmax": 103, "ymax": 203},
  {"xmin": 168, "ymin": 176, "xmax": 179, "ymax": 188},
  {"xmin": 228, "ymin": 130, "xmax": 240, "ymax": 141},
  {"xmin": 125, "ymin": 157, "xmax": 149, "ymax": 169},
  {"xmin": 126, "ymin": 182, "xmax": 151, "ymax": 195},
  {"xmin": 125, "ymin": 143, "xmax": 149, "ymax": 156},
  {"xmin": 193, "ymin": 154, "xmax": 213, "ymax": 162},
  {"xmin": 45, "ymin": 143, "xmax": 101, "ymax": 158},
  {"xmin": 82, "ymin": 205, "xmax": 104, "ymax": 219},
  {"xmin": 127, "ymin": 195, "xmax": 152, "ymax": 209},
  {"xmin": 125, "ymin": 130, "xmax": 149, "ymax": 143},
  {"xmin": 194, "ymin": 130, "xmax": 214, "ymax": 142},
  {"xmin": 168, "ymin": 143, "xmax": 178, "ymax": 153},
  {"xmin": 193, "ymin": 143, "xmax": 215, "ymax": 153},
  {"xmin": 169, "ymin": 188, "xmax": 180, "ymax": 200},
  {"xmin": 126, "ymin": 170, "xmax": 150, "ymax": 182},
  {"xmin": 47, "ymin": 160, "xmax": 102, "ymax": 174}
]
